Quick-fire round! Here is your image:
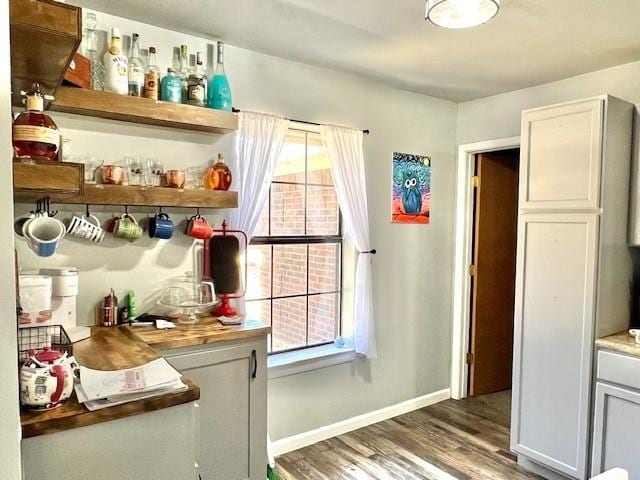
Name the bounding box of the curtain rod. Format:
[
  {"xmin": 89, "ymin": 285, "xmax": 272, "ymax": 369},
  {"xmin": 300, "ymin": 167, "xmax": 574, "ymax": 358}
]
[{"xmin": 232, "ymin": 108, "xmax": 370, "ymax": 135}]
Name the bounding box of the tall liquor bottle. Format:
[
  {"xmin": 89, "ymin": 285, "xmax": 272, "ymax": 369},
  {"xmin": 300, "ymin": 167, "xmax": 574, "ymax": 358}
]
[
  {"xmin": 143, "ymin": 47, "xmax": 160, "ymax": 100},
  {"xmin": 178, "ymin": 44, "xmax": 190, "ymax": 104},
  {"xmin": 187, "ymin": 51, "xmax": 207, "ymax": 107},
  {"xmin": 128, "ymin": 33, "xmax": 144, "ymax": 96},
  {"xmin": 104, "ymin": 28, "xmax": 128, "ymax": 95},
  {"xmin": 85, "ymin": 12, "xmax": 104, "ymax": 91},
  {"xmin": 207, "ymin": 42, "xmax": 232, "ymax": 111},
  {"xmin": 13, "ymin": 84, "xmax": 60, "ymax": 161}
]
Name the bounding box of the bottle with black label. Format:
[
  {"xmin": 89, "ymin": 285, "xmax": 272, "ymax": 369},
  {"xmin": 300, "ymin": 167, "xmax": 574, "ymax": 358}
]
[{"xmin": 187, "ymin": 51, "xmax": 207, "ymax": 106}]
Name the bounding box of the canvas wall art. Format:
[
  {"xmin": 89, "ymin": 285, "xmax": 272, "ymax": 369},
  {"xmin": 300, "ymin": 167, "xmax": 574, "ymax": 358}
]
[{"xmin": 392, "ymin": 152, "xmax": 431, "ymax": 224}]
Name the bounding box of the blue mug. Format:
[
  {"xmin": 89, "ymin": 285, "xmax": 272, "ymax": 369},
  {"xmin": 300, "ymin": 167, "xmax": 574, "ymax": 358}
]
[
  {"xmin": 148, "ymin": 213, "xmax": 173, "ymax": 239},
  {"xmin": 24, "ymin": 216, "xmax": 66, "ymax": 257}
]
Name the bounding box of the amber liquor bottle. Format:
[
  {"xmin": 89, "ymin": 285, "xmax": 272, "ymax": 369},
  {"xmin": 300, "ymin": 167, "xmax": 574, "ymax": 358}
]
[{"xmin": 12, "ymin": 84, "xmax": 60, "ymax": 161}]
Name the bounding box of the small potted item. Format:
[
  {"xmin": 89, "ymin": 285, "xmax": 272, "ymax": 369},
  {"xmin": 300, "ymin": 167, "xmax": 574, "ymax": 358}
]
[{"xmin": 20, "ymin": 347, "xmax": 77, "ymax": 410}]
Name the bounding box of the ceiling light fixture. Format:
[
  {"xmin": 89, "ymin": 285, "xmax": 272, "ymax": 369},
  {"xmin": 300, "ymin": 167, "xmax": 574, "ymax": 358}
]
[{"xmin": 426, "ymin": 0, "xmax": 500, "ymax": 29}]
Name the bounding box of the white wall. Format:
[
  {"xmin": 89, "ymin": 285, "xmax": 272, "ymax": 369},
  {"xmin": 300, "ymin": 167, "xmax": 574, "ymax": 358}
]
[
  {"xmin": 1, "ymin": 2, "xmax": 23, "ymax": 479},
  {"xmin": 458, "ymin": 60, "xmax": 640, "ymax": 144},
  {"xmin": 15, "ymin": 11, "xmax": 458, "ymax": 441}
]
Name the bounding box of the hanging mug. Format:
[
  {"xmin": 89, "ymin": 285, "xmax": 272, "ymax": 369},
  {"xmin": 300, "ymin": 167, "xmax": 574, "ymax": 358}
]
[
  {"xmin": 24, "ymin": 216, "xmax": 66, "ymax": 257},
  {"xmin": 149, "ymin": 212, "xmax": 174, "ymax": 240},
  {"xmin": 186, "ymin": 214, "xmax": 213, "ymax": 240},
  {"xmin": 113, "ymin": 214, "xmax": 142, "ymax": 242}
]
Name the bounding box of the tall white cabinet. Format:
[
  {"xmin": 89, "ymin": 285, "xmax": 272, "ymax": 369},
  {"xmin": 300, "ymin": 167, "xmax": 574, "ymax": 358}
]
[{"xmin": 511, "ymin": 96, "xmax": 633, "ymax": 480}]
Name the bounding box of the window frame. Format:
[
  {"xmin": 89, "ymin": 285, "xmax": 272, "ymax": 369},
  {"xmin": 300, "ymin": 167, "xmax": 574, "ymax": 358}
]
[{"xmin": 248, "ymin": 127, "xmax": 343, "ymax": 355}]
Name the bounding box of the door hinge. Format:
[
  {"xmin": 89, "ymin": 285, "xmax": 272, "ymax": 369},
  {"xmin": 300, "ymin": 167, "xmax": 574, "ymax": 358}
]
[
  {"xmin": 468, "ymin": 264, "xmax": 476, "ymax": 277},
  {"xmin": 466, "ymin": 352, "xmax": 474, "ymax": 365},
  {"xmin": 472, "ymin": 175, "xmax": 480, "ymax": 188}
]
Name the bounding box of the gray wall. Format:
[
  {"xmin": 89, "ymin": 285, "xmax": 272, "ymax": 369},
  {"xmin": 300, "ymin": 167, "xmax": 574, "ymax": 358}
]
[
  {"xmin": 458, "ymin": 60, "xmax": 640, "ymax": 144},
  {"xmin": 15, "ymin": 11, "xmax": 458, "ymax": 441},
  {"xmin": 0, "ymin": 2, "xmax": 22, "ymax": 478}
]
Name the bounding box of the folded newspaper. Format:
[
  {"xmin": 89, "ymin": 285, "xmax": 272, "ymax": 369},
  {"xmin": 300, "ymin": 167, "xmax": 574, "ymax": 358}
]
[{"xmin": 76, "ymin": 358, "xmax": 187, "ymax": 411}]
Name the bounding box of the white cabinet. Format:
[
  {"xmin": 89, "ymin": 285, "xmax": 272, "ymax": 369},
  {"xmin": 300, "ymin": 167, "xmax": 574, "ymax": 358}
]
[
  {"xmin": 592, "ymin": 351, "xmax": 640, "ymax": 478},
  {"xmin": 519, "ymin": 98, "xmax": 603, "ymax": 211},
  {"xmin": 22, "ymin": 403, "xmax": 198, "ymax": 480},
  {"xmin": 511, "ymin": 213, "xmax": 598, "ymax": 479},
  {"xmin": 512, "ymin": 96, "xmax": 633, "ymax": 480},
  {"xmin": 162, "ymin": 337, "xmax": 268, "ymax": 480}
]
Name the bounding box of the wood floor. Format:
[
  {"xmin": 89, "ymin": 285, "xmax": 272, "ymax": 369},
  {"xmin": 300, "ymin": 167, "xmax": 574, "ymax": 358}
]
[{"xmin": 275, "ymin": 391, "xmax": 543, "ymax": 480}]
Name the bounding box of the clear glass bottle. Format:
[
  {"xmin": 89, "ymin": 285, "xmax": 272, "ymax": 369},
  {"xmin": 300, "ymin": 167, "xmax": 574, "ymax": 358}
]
[
  {"xmin": 187, "ymin": 51, "xmax": 207, "ymax": 107},
  {"xmin": 128, "ymin": 33, "xmax": 144, "ymax": 97},
  {"xmin": 207, "ymin": 42, "xmax": 232, "ymax": 111},
  {"xmin": 12, "ymin": 84, "xmax": 60, "ymax": 161},
  {"xmin": 103, "ymin": 27, "xmax": 128, "ymax": 95},
  {"xmin": 161, "ymin": 68, "xmax": 182, "ymax": 103},
  {"xmin": 143, "ymin": 46, "xmax": 160, "ymax": 100},
  {"xmin": 85, "ymin": 12, "xmax": 104, "ymax": 91},
  {"xmin": 178, "ymin": 44, "xmax": 190, "ymax": 104}
]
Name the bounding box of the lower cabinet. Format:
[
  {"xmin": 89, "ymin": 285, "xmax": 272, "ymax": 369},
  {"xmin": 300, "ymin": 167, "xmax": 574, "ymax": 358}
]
[
  {"xmin": 591, "ymin": 351, "xmax": 640, "ymax": 478},
  {"xmin": 162, "ymin": 336, "xmax": 268, "ymax": 480}
]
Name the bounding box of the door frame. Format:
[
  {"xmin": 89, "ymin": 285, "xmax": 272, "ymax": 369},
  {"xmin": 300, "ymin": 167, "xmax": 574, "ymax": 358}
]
[{"xmin": 450, "ymin": 136, "xmax": 521, "ymax": 400}]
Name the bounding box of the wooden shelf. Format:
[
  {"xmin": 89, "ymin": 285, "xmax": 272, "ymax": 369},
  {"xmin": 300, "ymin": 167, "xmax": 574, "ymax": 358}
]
[
  {"xmin": 51, "ymin": 87, "xmax": 238, "ymax": 134},
  {"xmin": 10, "ymin": 0, "xmax": 81, "ymax": 106},
  {"xmin": 15, "ymin": 184, "xmax": 238, "ymax": 209}
]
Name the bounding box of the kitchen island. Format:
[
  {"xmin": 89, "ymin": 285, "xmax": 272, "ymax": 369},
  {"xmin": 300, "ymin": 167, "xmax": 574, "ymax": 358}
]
[{"xmin": 21, "ymin": 318, "xmax": 270, "ymax": 480}]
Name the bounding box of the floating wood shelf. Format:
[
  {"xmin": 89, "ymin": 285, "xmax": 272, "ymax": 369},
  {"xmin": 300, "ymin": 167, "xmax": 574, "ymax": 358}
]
[
  {"xmin": 15, "ymin": 184, "xmax": 238, "ymax": 209},
  {"xmin": 51, "ymin": 87, "xmax": 238, "ymax": 134},
  {"xmin": 10, "ymin": 0, "xmax": 81, "ymax": 106}
]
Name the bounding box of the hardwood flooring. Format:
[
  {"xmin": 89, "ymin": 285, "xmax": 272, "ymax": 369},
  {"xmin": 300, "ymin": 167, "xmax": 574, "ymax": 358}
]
[{"xmin": 275, "ymin": 390, "xmax": 543, "ymax": 480}]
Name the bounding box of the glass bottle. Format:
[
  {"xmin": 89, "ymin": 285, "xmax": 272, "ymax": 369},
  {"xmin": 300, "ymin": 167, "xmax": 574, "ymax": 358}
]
[
  {"xmin": 127, "ymin": 33, "xmax": 144, "ymax": 97},
  {"xmin": 85, "ymin": 12, "xmax": 104, "ymax": 91},
  {"xmin": 212, "ymin": 153, "xmax": 232, "ymax": 190},
  {"xmin": 161, "ymin": 68, "xmax": 182, "ymax": 103},
  {"xmin": 103, "ymin": 27, "xmax": 128, "ymax": 95},
  {"xmin": 187, "ymin": 51, "xmax": 207, "ymax": 107},
  {"xmin": 178, "ymin": 44, "xmax": 190, "ymax": 104},
  {"xmin": 207, "ymin": 42, "xmax": 232, "ymax": 111},
  {"xmin": 143, "ymin": 46, "xmax": 160, "ymax": 100},
  {"xmin": 12, "ymin": 84, "xmax": 60, "ymax": 161}
]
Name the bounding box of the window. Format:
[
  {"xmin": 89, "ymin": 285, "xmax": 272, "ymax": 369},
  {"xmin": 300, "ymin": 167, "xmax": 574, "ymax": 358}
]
[{"xmin": 246, "ymin": 128, "xmax": 342, "ymax": 354}]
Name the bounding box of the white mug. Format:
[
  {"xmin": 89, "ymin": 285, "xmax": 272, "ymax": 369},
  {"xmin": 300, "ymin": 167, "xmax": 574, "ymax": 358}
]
[{"xmin": 24, "ymin": 217, "xmax": 66, "ymax": 257}]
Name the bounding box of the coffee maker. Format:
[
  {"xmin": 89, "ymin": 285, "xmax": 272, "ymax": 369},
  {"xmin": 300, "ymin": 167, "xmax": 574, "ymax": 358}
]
[{"xmin": 39, "ymin": 267, "xmax": 78, "ymax": 332}]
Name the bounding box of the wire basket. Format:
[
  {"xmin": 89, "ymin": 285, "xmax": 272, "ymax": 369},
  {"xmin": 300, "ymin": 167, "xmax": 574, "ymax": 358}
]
[{"xmin": 17, "ymin": 325, "xmax": 73, "ymax": 364}]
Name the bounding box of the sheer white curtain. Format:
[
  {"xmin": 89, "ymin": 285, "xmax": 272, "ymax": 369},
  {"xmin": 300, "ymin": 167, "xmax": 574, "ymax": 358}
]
[
  {"xmin": 229, "ymin": 111, "xmax": 290, "ymax": 236},
  {"xmin": 321, "ymin": 125, "xmax": 376, "ymax": 358}
]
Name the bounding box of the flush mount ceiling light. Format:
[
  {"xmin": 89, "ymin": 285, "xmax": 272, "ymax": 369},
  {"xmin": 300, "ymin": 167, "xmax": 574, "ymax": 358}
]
[{"xmin": 426, "ymin": 0, "xmax": 500, "ymax": 29}]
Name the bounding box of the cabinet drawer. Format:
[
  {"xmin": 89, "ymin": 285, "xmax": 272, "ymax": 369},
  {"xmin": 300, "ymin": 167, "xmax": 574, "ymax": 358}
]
[
  {"xmin": 597, "ymin": 350, "xmax": 640, "ymax": 390},
  {"xmin": 13, "ymin": 161, "xmax": 84, "ymax": 200}
]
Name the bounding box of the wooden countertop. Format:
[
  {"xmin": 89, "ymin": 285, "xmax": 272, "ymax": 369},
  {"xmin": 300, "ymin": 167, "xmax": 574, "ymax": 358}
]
[
  {"xmin": 596, "ymin": 331, "xmax": 640, "ymax": 358},
  {"xmin": 21, "ymin": 327, "xmax": 200, "ymax": 439},
  {"xmin": 124, "ymin": 316, "xmax": 271, "ymax": 350}
]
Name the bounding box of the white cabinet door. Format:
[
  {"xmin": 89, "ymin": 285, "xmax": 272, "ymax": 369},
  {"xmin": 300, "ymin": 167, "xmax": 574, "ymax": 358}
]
[
  {"xmin": 164, "ymin": 338, "xmax": 268, "ymax": 480},
  {"xmin": 592, "ymin": 382, "xmax": 640, "ymax": 478},
  {"xmin": 520, "ymin": 98, "xmax": 604, "ymax": 211},
  {"xmin": 511, "ymin": 213, "xmax": 599, "ymax": 479}
]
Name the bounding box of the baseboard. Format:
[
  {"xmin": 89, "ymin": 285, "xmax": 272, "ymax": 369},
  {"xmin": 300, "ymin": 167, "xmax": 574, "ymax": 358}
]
[{"xmin": 272, "ymin": 388, "xmax": 451, "ymax": 457}]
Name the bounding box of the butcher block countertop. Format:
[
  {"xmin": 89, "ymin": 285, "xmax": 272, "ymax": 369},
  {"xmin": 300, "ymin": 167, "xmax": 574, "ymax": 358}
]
[
  {"xmin": 124, "ymin": 316, "xmax": 272, "ymax": 350},
  {"xmin": 596, "ymin": 331, "xmax": 640, "ymax": 358},
  {"xmin": 21, "ymin": 318, "xmax": 270, "ymax": 438},
  {"xmin": 21, "ymin": 327, "xmax": 200, "ymax": 439}
]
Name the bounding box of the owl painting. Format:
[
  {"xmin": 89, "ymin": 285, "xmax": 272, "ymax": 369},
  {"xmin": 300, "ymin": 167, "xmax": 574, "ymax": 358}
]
[{"xmin": 392, "ymin": 152, "xmax": 431, "ymax": 224}]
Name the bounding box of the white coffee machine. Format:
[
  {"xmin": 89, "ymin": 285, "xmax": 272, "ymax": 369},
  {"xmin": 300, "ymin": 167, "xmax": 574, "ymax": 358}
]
[{"xmin": 39, "ymin": 267, "xmax": 78, "ymax": 332}]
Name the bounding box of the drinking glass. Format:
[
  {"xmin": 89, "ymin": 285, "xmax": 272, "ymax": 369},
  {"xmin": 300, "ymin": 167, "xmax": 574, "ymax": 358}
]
[
  {"xmin": 79, "ymin": 156, "xmax": 104, "ymax": 183},
  {"xmin": 125, "ymin": 155, "xmax": 143, "ymax": 186},
  {"xmin": 186, "ymin": 166, "xmax": 204, "ymax": 189}
]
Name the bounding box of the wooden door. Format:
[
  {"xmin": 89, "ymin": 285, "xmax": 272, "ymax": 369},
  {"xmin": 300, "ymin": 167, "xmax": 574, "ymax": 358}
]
[
  {"xmin": 469, "ymin": 150, "xmax": 519, "ymax": 396},
  {"xmin": 511, "ymin": 213, "xmax": 598, "ymax": 480},
  {"xmin": 519, "ymin": 98, "xmax": 604, "ymax": 211}
]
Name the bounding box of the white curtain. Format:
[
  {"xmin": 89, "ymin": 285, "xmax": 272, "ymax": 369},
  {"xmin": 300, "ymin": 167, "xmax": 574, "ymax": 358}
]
[
  {"xmin": 321, "ymin": 125, "xmax": 376, "ymax": 358},
  {"xmin": 229, "ymin": 111, "xmax": 290, "ymax": 236}
]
